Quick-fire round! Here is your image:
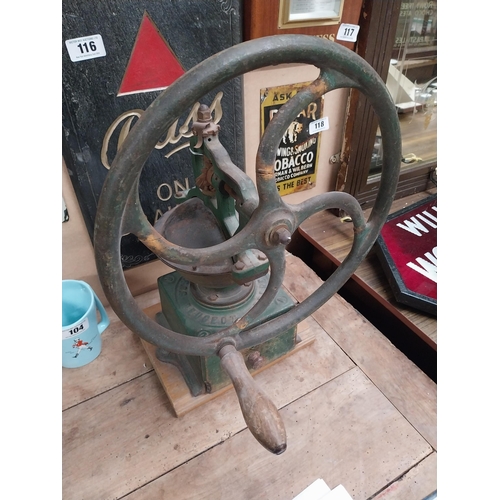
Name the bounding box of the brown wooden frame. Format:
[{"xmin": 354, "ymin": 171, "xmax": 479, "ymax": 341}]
[
  {"xmin": 336, "ymin": 0, "xmax": 437, "ymax": 208},
  {"xmin": 244, "ymin": 0, "xmax": 363, "ymax": 50}
]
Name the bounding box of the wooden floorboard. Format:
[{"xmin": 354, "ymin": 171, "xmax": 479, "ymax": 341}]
[
  {"xmin": 62, "ymin": 254, "xmax": 436, "ymax": 500},
  {"xmin": 371, "ymin": 453, "xmax": 437, "ymax": 500},
  {"xmin": 296, "ymin": 189, "xmax": 437, "ymax": 350},
  {"xmin": 126, "ymin": 369, "xmax": 432, "ymax": 500},
  {"xmin": 282, "ymin": 256, "xmax": 437, "ymax": 450},
  {"xmin": 62, "ymin": 290, "xmax": 160, "ymax": 410}
]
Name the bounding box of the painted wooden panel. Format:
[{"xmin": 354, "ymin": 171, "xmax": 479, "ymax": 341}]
[{"xmin": 62, "ymin": 0, "xmax": 244, "ymax": 268}]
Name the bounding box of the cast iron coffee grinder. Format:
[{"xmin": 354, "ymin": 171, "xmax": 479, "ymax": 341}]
[{"xmin": 94, "ymin": 35, "xmax": 401, "ymax": 455}]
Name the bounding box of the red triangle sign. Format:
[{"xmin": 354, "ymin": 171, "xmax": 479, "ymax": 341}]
[{"xmin": 118, "ymin": 12, "xmax": 185, "ymax": 96}]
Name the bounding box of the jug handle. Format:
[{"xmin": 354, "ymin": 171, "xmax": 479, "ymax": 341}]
[{"xmin": 94, "ymin": 294, "xmax": 110, "ymax": 334}]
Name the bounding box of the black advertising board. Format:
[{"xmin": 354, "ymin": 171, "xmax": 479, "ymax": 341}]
[{"xmin": 62, "ymin": 0, "xmax": 244, "ymax": 268}]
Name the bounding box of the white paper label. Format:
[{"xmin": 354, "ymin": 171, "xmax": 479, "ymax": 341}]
[
  {"xmin": 63, "ymin": 317, "xmax": 90, "ymax": 340},
  {"xmin": 65, "ymin": 34, "xmax": 106, "ymax": 62},
  {"xmin": 336, "ymin": 24, "xmax": 360, "ymax": 42},
  {"xmin": 309, "ymin": 116, "xmax": 329, "ymax": 135}
]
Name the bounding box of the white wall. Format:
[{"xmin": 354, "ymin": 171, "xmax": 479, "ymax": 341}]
[{"xmin": 62, "ymin": 159, "xmax": 170, "ymax": 305}]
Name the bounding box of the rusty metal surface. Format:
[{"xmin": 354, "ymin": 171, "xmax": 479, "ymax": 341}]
[
  {"xmin": 94, "ymin": 34, "xmax": 401, "ymax": 357},
  {"xmin": 153, "ymin": 197, "xmax": 235, "ymax": 286}
]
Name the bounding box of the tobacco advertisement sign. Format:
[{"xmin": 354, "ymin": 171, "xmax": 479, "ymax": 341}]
[{"xmin": 260, "ymin": 82, "xmax": 324, "ymax": 196}]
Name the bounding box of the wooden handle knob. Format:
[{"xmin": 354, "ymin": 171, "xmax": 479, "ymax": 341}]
[{"xmin": 219, "ymin": 344, "xmax": 287, "ymax": 455}]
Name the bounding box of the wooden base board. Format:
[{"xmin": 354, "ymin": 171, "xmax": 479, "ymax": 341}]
[{"xmin": 141, "ymin": 302, "xmax": 315, "ymax": 417}]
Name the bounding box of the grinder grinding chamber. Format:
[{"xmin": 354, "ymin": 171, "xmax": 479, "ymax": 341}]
[{"xmin": 94, "ymin": 34, "xmax": 401, "ymax": 455}]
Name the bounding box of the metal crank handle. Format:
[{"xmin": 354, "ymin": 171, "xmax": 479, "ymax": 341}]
[{"xmin": 219, "ymin": 344, "xmax": 287, "ymax": 455}]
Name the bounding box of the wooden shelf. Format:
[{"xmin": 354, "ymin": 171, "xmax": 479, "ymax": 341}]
[{"xmin": 292, "ymin": 190, "xmax": 437, "ymax": 379}]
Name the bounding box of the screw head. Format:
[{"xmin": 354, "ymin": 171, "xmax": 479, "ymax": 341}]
[
  {"xmin": 247, "ymin": 351, "xmax": 264, "ymax": 370},
  {"xmin": 234, "ymin": 261, "xmax": 245, "ymax": 271},
  {"xmin": 257, "ymin": 251, "xmax": 267, "ymax": 261},
  {"xmin": 272, "ymin": 227, "xmax": 292, "ymax": 245},
  {"xmin": 197, "ymin": 104, "xmax": 211, "ymax": 121}
]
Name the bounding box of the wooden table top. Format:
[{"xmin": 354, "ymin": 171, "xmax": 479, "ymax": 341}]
[
  {"xmin": 63, "ymin": 254, "xmax": 436, "ymax": 500},
  {"xmin": 297, "ymin": 189, "xmax": 437, "ymax": 351}
]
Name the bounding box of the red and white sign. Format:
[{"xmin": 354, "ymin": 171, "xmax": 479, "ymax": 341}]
[{"xmin": 376, "ymin": 195, "xmax": 437, "ymax": 314}]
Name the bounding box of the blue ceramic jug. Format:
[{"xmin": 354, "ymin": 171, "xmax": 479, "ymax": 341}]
[{"xmin": 62, "ymin": 280, "xmax": 109, "ymax": 368}]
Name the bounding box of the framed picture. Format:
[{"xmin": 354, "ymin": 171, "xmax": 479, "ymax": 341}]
[
  {"xmin": 244, "ymin": 0, "xmax": 362, "ymax": 46},
  {"xmin": 279, "ymin": 0, "xmax": 345, "ymax": 29}
]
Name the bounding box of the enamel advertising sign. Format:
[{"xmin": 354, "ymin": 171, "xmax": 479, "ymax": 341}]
[
  {"xmin": 376, "ymin": 195, "xmax": 437, "ymax": 315},
  {"xmin": 260, "ymin": 82, "xmax": 324, "ymax": 196}
]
